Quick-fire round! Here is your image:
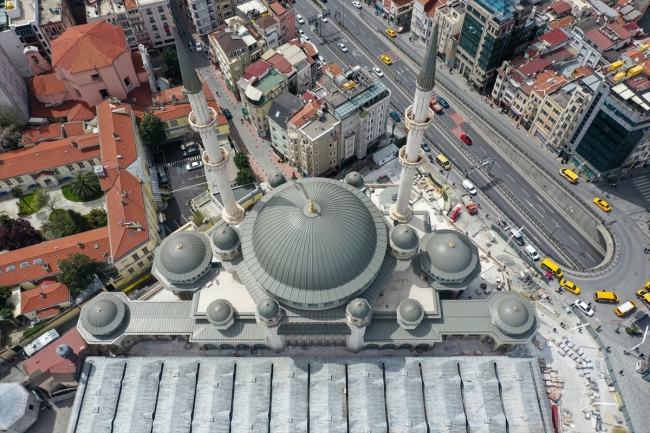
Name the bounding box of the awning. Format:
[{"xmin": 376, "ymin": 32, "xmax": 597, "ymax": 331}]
[{"xmin": 510, "ymin": 106, "xmax": 521, "ymax": 116}]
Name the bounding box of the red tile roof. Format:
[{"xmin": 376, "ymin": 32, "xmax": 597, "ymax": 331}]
[
  {"xmin": 131, "ymin": 51, "xmax": 146, "ymax": 75},
  {"xmin": 267, "ymin": 53, "xmax": 293, "ymax": 74},
  {"xmin": 539, "ymin": 28, "xmax": 569, "ymax": 46},
  {"xmin": 0, "ymin": 228, "xmax": 110, "ymax": 287},
  {"xmin": 549, "ymin": 0, "xmax": 571, "ymax": 15},
  {"xmin": 512, "ymin": 58, "xmax": 553, "ymax": 82},
  {"xmin": 96, "ymin": 101, "xmax": 151, "ymax": 261},
  {"xmin": 303, "ymin": 42, "xmax": 318, "ymax": 57},
  {"xmin": 63, "ymin": 121, "xmax": 86, "ymax": 137},
  {"xmin": 585, "ymin": 23, "xmax": 633, "ymax": 51},
  {"xmin": 269, "ymin": 1, "xmax": 286, "ymax": 15},
  {"xmin": 244, "ymin": 60, "xmax": 272, "ymax": 80},
  {"xmin": 322, "ymin": 63, "xmax": 344, "ymax": 77},
  {"xmin": 67, "ymin": 101, "xmax": 96, "ymax": 121},
  {"xmin": 22, "ymin": 123, "xmax": 63, "ymax": 145},
  {"xmin": 24, "ymin": 328, "xmax": 86, "ymax": 376},
  {"xmin": 29, "ymin": 96, "xmax": 96, "ymax": 122},
  {"xmin": 52, "ymin": 21, "xmax": 128, "ymax": 73},
  {"xmin": 289, "ymin": 101, "xmax": 322, "ymax": 128},
  {"xmin": 21, "ymin": 279, "xmax": 70, "ymax": 314},
  {"xmin": 36, "ymin": 307, "xmax": 60, "ymax": 319},
  {"xmin": 124, "ymin": 0, "xmax": 137, "ymax": 10},
  {"xmin": 0, "ymin": 134, "xmax": 100, "ymax": 180},
  {"xmin": 548, "ymin": 16, "xmax": 576, "ymax": 29},
  {"xmin": 28, "ymin": 71, "xmax": 68, "ymax": 96}
]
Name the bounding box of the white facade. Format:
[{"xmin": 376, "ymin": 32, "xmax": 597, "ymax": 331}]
[
  {"xmin": 277, "ymin": 43, "xmax": 310, "ymax": 95},
  {"xmin": 0, "ymin": 45, "xmax": 29, "ymax": 122},
  {"xmin": 411, "ymin": 0, "xmax": 434, "ymax": 45},
  {"xmin": 138, "ymin": 0, "xmax": 174, "ymax": 50},
  {"xmin": 0, "ymin": 29, "xmax": 35, "ymax": 78},
  {"xmin": 186, "ymin": 0, "xmax": 218, "ymax": 35},
  {"xmin": 269, "ymin": 116, "xmax": 290, "ymax": 157}
]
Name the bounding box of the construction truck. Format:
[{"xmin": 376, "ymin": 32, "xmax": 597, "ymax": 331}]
[{"xmin": 461, "ymin": 194, "xmax": 478, "ymax": 215}]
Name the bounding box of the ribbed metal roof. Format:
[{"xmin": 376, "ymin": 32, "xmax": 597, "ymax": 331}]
[
  {"xmin": 344, "ymin": 171, "xmax": 365, "ymax": 189},
  {"xmin": 390, "ymin": 225, "xmax": 419, "ymax": 251},
  {"xmin": 0, "ymin": 383, "xmax": 30, "ymax": 430},
  {"xmin": 154, "ymin": 231, "xmax": 212, "ymax": 282},
  {"xmin": 267, "ymin": 172, "xmax": 287, "ymax": 188},
  {"xmin": 211, "ymin": 225, "xmax": 240, "ymax": 252},
  {"xmin": 416, "ymin": 20, "xmax": 439, "ymax": 92},
  {"xmin": 80, "ymin": 294, "xmax": 128, "ymax": 336},
  {"xmin": 419, "ymin": 230, "xmax": 480, "ymax": 283},
  {"xmin": 346, "ymin": 298, "xmax": 371, "ymax": 320},
  {"xmin": 256, "ymin": 297, "xmax": 280, "ymax": 320},
  {"xmin": 490, "ymin": 296, "xmax": 536, "ymax": 335},
  {"xmin": 397, "ymin": 299, "xmax": 424, "ymax": 325},
  {"xmin": 206, "ymin": 300, "xmax": 234, "ymax": 326},
  {"xmin": 241, "ymin": 178, "xmax": 387, "ymax": 310},
  {"xmin": 172, "ymin": 25, "xmax": 202, "ymax": 94}
]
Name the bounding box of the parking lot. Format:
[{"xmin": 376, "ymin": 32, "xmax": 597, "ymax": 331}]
[{"xmin": 153, "ymin": 140, "xmax": 207, "ymax": 233}]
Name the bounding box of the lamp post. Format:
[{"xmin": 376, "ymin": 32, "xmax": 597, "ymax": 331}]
[
  {"xmin": 502, "ymin": 225, "xmax": 525, "ymax": 251},
  {"xmin": 551, "ymin": 206, "xmax": 573, "ymax": 237},
  {"xmin": 561, "ymin": 322, "xmax": 589, "ymax": 339},
  {"xmin": 623, "ymin": 325, "xmax": 649, "ymax": 354}
]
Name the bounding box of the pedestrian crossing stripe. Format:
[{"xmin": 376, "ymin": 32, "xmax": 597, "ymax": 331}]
[{"xmin": 158, "ymin": 155, "xmax": 201, "ymax": 168}]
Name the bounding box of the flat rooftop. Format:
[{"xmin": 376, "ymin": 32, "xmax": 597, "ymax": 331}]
[
  {"xmin": 3, "ymin": 0, "xmax": 37, "ymax": 26},
  {"xmin": 300, "ymin": 111, "xmax": 339, "ymax": 140}
]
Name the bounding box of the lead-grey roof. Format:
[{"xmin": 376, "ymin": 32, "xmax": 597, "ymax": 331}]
[
  {"xmin": 397, "ymin": 298, "xmax": 424, "ymax": 324},
  {"xmin": 419, "ymin": 230, "xmax": 481, "ymax": 285},
  {"xmin": 211, "ymin": 225, "xmax": 240, "ymax": 252},
  {"xmin": 67, "ymin": 357, "xmax": 554, "ymax": 433},
  {"xmin": 240, "ymin": 178, "xmax": 387, "ymax": 309},
  {"xmin": 0, "ymin": 383, "xmax": 31, "ymax": 430},
  {"xmin": 206, "ymin": 300, "xmax": 234, "ymax": 326},
  {"xmin": 79, "ymin": 293, "xmax": 128, "ymax": 336},
  {"xmin": 346, "ymin": 298, "xmax": 371, "ymax": 320},
  {"xmin": 390, "ymin": 224, "xmax": 419, "ymax": 252},
  {"xmin": 173, "ymin": 26, "xmax": 203, "ymax": 94},
  {"xmin": 491, "ymin": 295, "xmax": 536, "ymax": 336},
  {"xmin": 154, "ymin": 231, "xmax": 213, "ymax": 282},
  {"xmin": 417, "ymin": 20, "xmax": 439, "ymax": 92},
  {"xmin": 256, "ymin": 297, "xmax": 280, "ymax": 321},
  {"xmin": 267, "ymin": 171, "xmax": 287, "ymax": 188},
  {"xmin": 344, "ymin": 171, "xmax": 365, "ymax": 189}
]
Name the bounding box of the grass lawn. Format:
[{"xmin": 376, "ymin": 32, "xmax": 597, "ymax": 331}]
[
  {"xmin": 18, "ymin": 193, "xmax": 38, "ymax": 215},
  {"xmin": 61, "ymin": 185, "xmax": 104, "ymax": 202}
]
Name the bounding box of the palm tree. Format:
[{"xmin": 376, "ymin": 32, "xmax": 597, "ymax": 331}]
[{"xmin": 69, "ymin": 172, "xmax": 101, "ymax": 200}]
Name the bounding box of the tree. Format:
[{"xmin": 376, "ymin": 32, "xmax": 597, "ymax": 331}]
[
  {"xmin": 85, "ymin": 208, "xmax": 108, "ymax": 229},
  {"xmin": 41, "ymin": 209, "xmax": 89, "ymax": 240},
  {"xmin": 57, "ymin": 253, "xmax": 101, "ymax": 295},
  {"xmin": 33, "ymin": 189, "xmax": 60, "ymax": 212},
  {"xmin": 69, "ymin": 172, "xmax": 101, "ymax": 200},
  {"xmin": 192, "ymin": 209, "xmax": 207, "ymax": 226},
  {"xmin": 9, "ymin": 187, "xmax": 31, "ymax": 211},
  {"xmin": 233, "ymin": 152, "xmax": 250, "ymax": 170},
  {"xmin": 235, "ymin": 167, "xmax": 256, "ymax": 185},
  {"xmin": 0, "ymin": 285, "xmax": 14, "ymax": 321},
  {"xmin": 0, "ymin": 124, "xmax": 22, "ymax": 150},
  {"xmin": 0, "ymin": 218, "xmax": 43, "ymax": 250},
  {"xmin": 139, "ymin": 112, "xmax": 167, "ymax": 145},
  {"xmin": 160, "ymin": 47, "xmax": 181, "ymax": 82}
]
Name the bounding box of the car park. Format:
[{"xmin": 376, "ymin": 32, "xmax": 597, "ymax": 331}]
[
  {"xmin": 436, "ymin": 97, "xmax": 449, "ymax": 108},
  {"xmin": 386, "ymin": 29, "xmax": 397, "ymax": 37},
  {"xmin": 421, "ymin": 141, "xmax": 431, "ymax": 152},
  {"xmin": 559, "ymin": 279, "xmax": 580, "ymax": 294},
  {"xmin": 380, "ymin": 55, "xmax": 392, "ymax": 65},
  {"xmin": 460, "ymin": 133, "xmax": 472, "ymax": 145},
  {"xmin": 296, "ymin": 14, "xmax": 304, "ymax": 24},
  {"xmin": 524, "ymin": 245, "xmax": 539, "ymax": 261},
  {"xmin": 573, "ymin": 300, "xmax": 594, "ymax": 316},
  {"xmin": 593, "ymin": 197, "xmax": 611, "ymax": 212},
  {"xmin": 462, "ymin": 179, "xmax": 477, "ymax": 195},
  {"xmin": 183, "ymin": 148, "xmax": 200, "ymax": 158},
  {"xmin": 186, "ymin": 161, "xmax": 204, "ymax": 171},
  {"xmin": 373, "ymin": 67, "xmax": 384, "ymax": 77},
  {"xmin": 389, "ymin": 111, "xmax": 401, "ymax": 122},
  {"xmin": 353, "ymin": 1, "xmax": 362, "ymax": 8},
  {"xmin": 338, "ymin": 43, "xmax": 348, "ymax": 52}
]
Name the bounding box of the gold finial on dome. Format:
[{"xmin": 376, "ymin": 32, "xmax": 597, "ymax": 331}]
[
  {"xmin": 177, "ymin": 244, "xmax": 183, "ymax": 249},
  {"xmin": 449, "ymin": 242, "xmax": 455, "ymax": 248},
  {"xmin": 308, "ymin": 199, "xmax": 316, "ymax": 213},
  {"xmin": 403, "ymin": 227, "xmax": 409, "ymax": 232}
]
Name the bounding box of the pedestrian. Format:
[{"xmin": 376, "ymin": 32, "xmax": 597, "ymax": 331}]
[
  {"xmin": 606, "ymin": 346, "xmax": 611, "ymax": 351},
  {"xmin": 588, "ymin": 302, "xmax": 592, "ymax": 306},
  {"xmin": 553, "ymin": 328, "xmax": 557, "ymax": 333},
  {"xmin": 216, "ymin": 91, "xmax": 220, "ymax": 96},
  {"xmin": 468, "ymin": 296, "xmax": 472, "ymax": 299},
  {"xmin": 619, "ymin": 369, "xmax": 624, "ymax": 375}
]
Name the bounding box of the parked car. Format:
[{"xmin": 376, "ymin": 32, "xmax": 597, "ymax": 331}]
[
  {"xmin": 524, "ymin": 245, "xmax": 539, "ymax": 261},
  {"xmin": 338, "ymin": 43, "xmax": 348, "ymax": 52},
  {"xmin": 353, "ymin": 1, "xmax": 362, "ymax": 8},
  {"xmin": 296, "ymin": 14, "xmax": 304, "ymax": 24},
  {"xmin": 430, "ymin": 99, "xmax": 444, "ymax": 114},
  {"xmin": 301, "ymin": 35, "xmax": 311, "ymax": 43},
  {"xmin": 386, "ymin": 28, "xmax": 397, "ymax": 37},
  {"xmin": 389, "ymin": 111, "xmax": 401, "ymax": 122},
  {"xmin": 186, "ymin": 161, "xmax": 204, "ymax": 171},
  {"xmin": 222, "ymin": 108, "xmax": 233, "ymax": 120},
  {"xmin": 497, "ymin": 215, "xmax": 510, "ymax": 231},
  {"xmin": 573, "ymin": 300, "xmax": 594, "ymax": 317},
  {"xmin": 183, "ymin": 148, "xmax": 200, "ymax": 157},
  {"xmin": 188, "ymin": 40, "xmax": 195, "ymax": 52},
  {"xmin": 420, "ymin": 141, "xmax": 431, "ymax": 152},
  {"xmin": 373, "ymin": 67, "xmax": 384, "ymax": 77},
  {"xmin": 180, "ymin": 141, "xmax": 198, "ymax": 151},
  {"xmin": 462, "ymin": 179, "xmax": 477, "ymax": 195},
  {"xmin": 318, "ymin": 55, "xmax": 326, "ymax": 63},
  {"xmin": 297, "ymin": 29, "xmax": 305, "ymax": 36},
  {"xmin": 436, "ymin": 97, "xmax": 449, "ymax": 108},
  {"xmin": 195, "ymin": 41, "xmax": 203, "ymax": 52},
  {"xmin": 593, "ymin": 197, "xmax": 611, "ymax": 212},
  {"xmin": 380, "ymin": 55, "xmax": 392, "ymax": 65},
  {"xmin": 460, "ymin": 133, "xmax": 472, "ymax": 145},
  {"xmin": 396, "ymin": 24, "xmax": 410, "ymax": 33}
]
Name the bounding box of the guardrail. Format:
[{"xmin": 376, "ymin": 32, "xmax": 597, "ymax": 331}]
[{"xmin": 340, "ymin": 12, "xmax": 620, "ymax": 275}]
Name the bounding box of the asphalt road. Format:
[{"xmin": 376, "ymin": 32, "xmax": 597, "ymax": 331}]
[{"xmin": 294, "ymin": 0, "xmax": 603, "ymax": 268}]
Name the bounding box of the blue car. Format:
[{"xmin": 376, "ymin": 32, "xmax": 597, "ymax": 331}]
[
  {"xmin": 389, "ymin": 111, "xmax": 401, "ymax": 122},
  {"xmin": 421, "ymin": 141, "xmax": 431, "ymax": 152},
  {"xmin": 436, "ymin": 97, "xmax": 450, "ymax": 109}
]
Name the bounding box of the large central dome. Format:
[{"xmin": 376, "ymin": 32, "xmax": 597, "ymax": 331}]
[{"xmin": 241, "ymin": 178, "xmax": 387, "ymax": 310}]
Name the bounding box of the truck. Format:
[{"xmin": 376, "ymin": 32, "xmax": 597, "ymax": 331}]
[
  {"xmin": 429, "ymin": 99, "xmax": 444, "ymax": 114},
  {"xmin": 461, "ymin": 194, "xmax": 478, "ymax": 215}
]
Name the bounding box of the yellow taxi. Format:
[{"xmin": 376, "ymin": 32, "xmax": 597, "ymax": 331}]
[
  {"xmin": 645, "ymin": 281, "xmax": 650, "ymax": 290},
  {"xmin": 380, "ymin": 54, "xmax": 392, "ymax": 65},
  {"xmin": 559, "ymin": 279, "xmax": 580, "ymax": 295},
  {"xmin": 386, "ymin": 28, "xmax": 397, "ymax": 37},
  {"xmin": 593, "ymin": 197, "xmax": 611, "ymax": 212},
  {"xmin": 637, "ymin": 289, "xmax": 648, "ymax": 299}
]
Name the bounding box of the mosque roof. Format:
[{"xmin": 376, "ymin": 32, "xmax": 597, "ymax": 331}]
[
  {"xmin": 211, "ymin": 225, "xmax": 240, "ymax": 252},
  {"xmin": 419, "ymin": 230, "xmax": 480, "ymax": 285},
  {"xmin": 153, "ymin": 231, "xmax": 212, "ymax": 282}
]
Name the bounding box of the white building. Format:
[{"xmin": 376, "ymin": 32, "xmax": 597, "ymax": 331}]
[
  {"xmin": 0, "ymin": 45, "xmax": 29, "ymax": 122},
  {"xmin": 187, "ymin": 0, "xmax": 219, "ymax": 35},
  {"xmin": 277, "ymin": 42, "xmax": 311, "ymax": 95},
  {"xmin": 1, "ymin": 0, "xmax": 53, "ymax": 71},
  {"xmin": 569, "ymin": 18, "xmax": 633, "ymax": 69}
]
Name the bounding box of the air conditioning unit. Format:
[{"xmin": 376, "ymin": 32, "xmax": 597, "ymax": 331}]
[{"xmin": 94, "ymin": 165, "xmax": 106, "ymax": 177}]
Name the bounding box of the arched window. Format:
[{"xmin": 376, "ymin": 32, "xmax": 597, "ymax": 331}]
[{"xmin": 31, "ymin": 55, "xmax": 39, "ymax": 65}]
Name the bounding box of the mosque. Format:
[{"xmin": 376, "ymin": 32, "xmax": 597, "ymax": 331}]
[{"xmin": 76, "ymin": 22, "xmax": 539, "ymax": 355}]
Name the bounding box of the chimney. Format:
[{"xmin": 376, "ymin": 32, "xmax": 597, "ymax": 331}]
[{"xmin": 39, "ymin": 292, "xmax": 45, "ymax": 298}]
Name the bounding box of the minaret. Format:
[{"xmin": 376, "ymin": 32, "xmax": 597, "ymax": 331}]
[
  {"xmin": 390, "ymin": 21, "xmax": 439, "ymax": 222},
  {"xmin": 172, "ymin": 24, "xmax": 245, "ymax": 224}
]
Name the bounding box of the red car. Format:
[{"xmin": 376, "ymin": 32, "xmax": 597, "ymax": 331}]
[{"xmin": 460, "ymin": 133, "xmax": 472, "ymax": 145}]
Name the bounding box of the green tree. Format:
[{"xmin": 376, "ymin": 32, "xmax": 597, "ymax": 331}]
[
  {"xmin": 41, "ymin": 209, "xmax": 89, "ymax": 240},
  {"xmin": 33, "ymin": 189, "xmax": 60, "ymax": 212},
  {"xmin": 0, "ymin": 217, "xmax": 43, "ymax": 250},
  {"xmin": 69, "ymin": 172, "xmax": 102, "ymax": 200},
  {"xmin": 233, "ymin": 152, "xmax": 250, "ymax": 170},
  {"xmin": 85, "ymin": 208, "xmax": 108, "ymax": 229},
  {"xmin": 57, "ymin": 253, "xmax": 101, "ymax": 295},
  {"xmin": 9, "ymin": 187, "xmax": 31, "ymax": 211},
  {"xmin": 139, "ymin": 111, "xmax": 167, "ymax": 145},
  {"xmin": 235, "ymin": 167, "xmax": 256, "ymax": 185},
  {"xmin": 0, "ymin": 285, "xmax": 14, "ymax": 321},
  {"xmin": 192, "ymin": 209, "xmax": 207, "ymax": 226},
  {"xmin": 160, "ymin": 47, "xmax": 181, "ymax": 82},
  {"xmin": 0, "ymin": 124, "xmax": 22, "ymax": 150}
]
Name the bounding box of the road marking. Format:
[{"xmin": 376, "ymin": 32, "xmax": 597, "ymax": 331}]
[
  {"xmin": 569, "ymin": 235, "xmax": 579, "ymax": 245},
  {"xmin": 584, "ymin": 251, "xmax": 595, "ymax": 262},
  {"xmin": 552, "ymin": 218, "xmax": 559, "ymax": 226},
  {"xmin": 495, "ymin": 161, "xmax": 502, "ymax": 168},
  {"xmin": 521, "ymin": 188, "xmax": 530, "ymax": 197},
  {"xmin": 359, "ymin": 30, "xmax": 365, "ymax": 35},
  {"xmin": 507, "ymin": 174, "xmax": 515, "ymax": 182},
  {"xmin": 526, "ymin": 199, "xmax": 544, "ymax": 218},
  {"xmin": 536, "ymin": 196, "xmax": 555, "ymax": 213}
]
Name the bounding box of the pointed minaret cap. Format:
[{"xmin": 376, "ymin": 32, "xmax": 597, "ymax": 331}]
[
  {"xmin": 416, "ymin": 19, "xmax": 440, "ymax": 92},
  {"xmin": 171, "ymin": 19, "xmax": 203, "ymax": 95}
]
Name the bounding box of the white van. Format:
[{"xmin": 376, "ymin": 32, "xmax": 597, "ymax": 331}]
[
  {"xmin": 462, "ymin": 179, "xmax": 477, "ymax": 195},
  {"xmin": 524, "ymin": 245, "xmax": 539, "ymax": 260}
]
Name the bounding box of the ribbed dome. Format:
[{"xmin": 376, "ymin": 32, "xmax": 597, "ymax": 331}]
[
  {"xmin": 56, "ymin": 344, "xmax": 73, "ymax": 358},
  {"xmin": 346, "ymin": 298, "xmax": 371, "ymax": 320},
  {"xmin": 206, "ymin": 299, "xmax": 234, "ymax": 326},
  {"xmin": 154, "ymin": 231, "xmax": 212, "ymax": 282},
  {"xmin": 491, "ymin": 295, "xmax": 536, "ymax": 335},
  {"xmin": 0, "ymin": 383, "xmax": 31, "ymax": 430},
  {"xmin": 419, "ymin": 230, "xmax": 480, "ymax": 285},
  {"xmin": 390, "ymin": 225, "xmax": 419, "ymax": 250},
  {"xmin": 241, "ymin": 178, "xmax": 387, "ymax": 310},
  {"xmin": 257, "ymin": 297, "xmax": 280, "ymax": 320},
  {"xmin": 398, "ymin": 299, "xmax": 424, "ymax": 324},
  {"xmin": 344, "ymin": 171, "xmax": 365, "ymax": 189},
  {"xmin": 268, "ymin": 172, "xmax": 287, "ymax": 188},
  {"xmin": 212, "ymin": 225, "xmax": 240, "ymax": 251},
  {"xmin": 80, "ymin": 295, "xmax": 127, "ymax": 336}
]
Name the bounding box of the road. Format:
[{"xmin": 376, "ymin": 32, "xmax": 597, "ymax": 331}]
[{"xmin": 294, "ymin": 0, "xmax": 603, "ymax": 268}]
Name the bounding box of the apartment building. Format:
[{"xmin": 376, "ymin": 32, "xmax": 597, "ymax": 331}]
[
  {"xmin": 1, "ymin": 0, "xmax": 53, "ymax": 66},
  {"xmin": 0, "ymin": 45, "xmax": 29, "ymax": 122},
  {"xmin": 568, "ymin": 18, "xmax": 633, "ymax": 69},
  {"xmin": 382, "ymin": 0, "xmax": 414, "ymax": 26},
  {"xmin": 39, "ymin": 0, "xmax": 77, "ymax": 42},
  {"xmin": 186, "ymin": 0, "xmax": 218, "ymax": 35},
  {"xmin": 266, "ymin": 0, "xmax": 295, "ymax": 45},
  {"xmin": 411, "ymin": 0, "xmax": 438, "ymax": 47},
  {"xmin": 435, "ymin": 0, "xmax": 465, "ymax": 68},
  {"xmin": 238, "ymin": 61, "xmax": 289, "ymax": 137},
  {"xmin": 268, "ymin": 92, "xmax": 304, "ymax": 158},
  {"xmin": 254, "ymin": 15, "xmax": 279, "ymax": 49}
]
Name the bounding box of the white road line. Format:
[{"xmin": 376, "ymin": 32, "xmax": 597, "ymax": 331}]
[
  {"xmin": 495, "ymin": 161, "xmax": 502, "ymax": 168},
  {"xmin": 584, "ymin": 251, "xmax": 595, "ymax": 262},
  {"xmin": 359, "ymin": 30, "xmax": 365, "ymax": 35},
  {"xmin": 521, "ymin": 189, "xmax": 530, "ymax": 197},
  {"xmin": 552, "ymin": 218, "xmax": 559, "ymax": 226},
  {"xmin": 480, "ymin": 147, "xmax": 487, "ymax": 154},
  {"xmin": 507, "ymin": 174, "xmax": 515, "ymax": 182},
  {"xmin": 569, "ymin": 235, "xmax": 579, "ymax": 245}
]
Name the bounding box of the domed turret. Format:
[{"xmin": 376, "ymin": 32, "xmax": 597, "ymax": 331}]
[
  {"xmin": 268, "ymin": 172, "xmax": 287, "ymax": 189},
  {"xmin": 490, "ymin": 295, "xmax": 536, "ymax": 336},
  {"xmin": 389, "ymin": 225, "xmax": 419, "ymax": 269},
  {"xmin": 256, "ymin": 297, "xmax": 282, "ymax": 326},
  {"xmin": 344, "ymin": 171, "xmax": 365, "ymax": 189},
  {"xmin": 397, "ymin": 299, "xmax": 424, "ymax": 330},
  {"xmin": 206, "ymin": 299, "xmax": 234, "ymax": 329},
  {"xmin": 80, "ymin": 294, "xmax": 128, "ymax": 337},
  {"xmin": 345, "ymin": 298, "xmax": 372, "ymax": 326},
  {"xmin": 419, "ymin": 229, "xmax": 480, "ymax": 289},
  {"xmin": 210, "ymin": 225, "xmax": 241, "ymax": 267}
]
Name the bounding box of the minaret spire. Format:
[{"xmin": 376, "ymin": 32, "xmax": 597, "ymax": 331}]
[
  {"xmin": 171, "ymin": 18, "xmax": 245, "ymax": 225},
  {"xmin": 390, "ymin": 20, "xmax": 440, "ymax": 222}
]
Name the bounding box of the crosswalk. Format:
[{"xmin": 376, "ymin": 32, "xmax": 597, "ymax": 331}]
[
  {"xmin": 633, "ymin": 177, "xmax": 650, "ymax": 202},
  {"xmin": 451, "ymin": 126, "xmax": 464, "ymax": 137},
  {"xmin": 450, "ymin": 113, "xmax": 466, "ymax": 126},
  {"xmin": 381, "ymin": 50, "xmax": 401, "ymax": 62},
  {"xmin": 158, "ymin": 155, "xmax": 202, "ymax": 168}
]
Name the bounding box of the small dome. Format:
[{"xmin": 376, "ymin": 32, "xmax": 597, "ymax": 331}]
[
  {"xmin": 491, "ymin": 295, "xmax": 536, "ymax": 335},
  {"xmin": 268, "ymin": 172, "xmax": 287, "ymax": 188},
  {"xmin": 81, "ymin": 295, "xmax": 127, "ymax": 336},
  {"xmin": 419, "ymin": 230, "xmax": 480, "ymax": 286},
  {"xmin": 346, "ymin": 298, "xmax": 371, "ymax": 320},
  {"xmin": 344, "ymin": 171, "xmax": 365, "ymax": 189},
  {"xmin": 56, "ymin": 344, "xmax": 73, "ymax": 358},
  {"xmin": 256, "ymin": 297, "xmax": 280, "ymax": 321},
  {"xmin": 212, "ymin": 225, "xmax": 240, "ymax": 251},
  {"xmin": 397, "ymin": 299, "xmax": 424, "ymax": 329},
  {"xmin": 206, "ymin": 299, "xmax": 234, "ymax": 326},
  {"xmin": 159, "ymin": 231, "xmax": 211, "ymax": 275},
  {"xmin": 390, "ymin": 225, "xmax": 419, "ymax": 251}
]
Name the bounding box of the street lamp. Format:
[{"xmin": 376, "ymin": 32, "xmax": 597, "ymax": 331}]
[
  {"xmin": 561, "ymin": 322, "xmax": 589, "ymax": 339},
  {"xmin": 623, "ymin": 325, "xmax": 649, "ymax": 354},
  {"xmin": 502, "ymin": 225, "xmax": 525, "ymax": 251},
  {"xmin": 551, "ymin": 206, "xmax": 573, "ymax": 237}
]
